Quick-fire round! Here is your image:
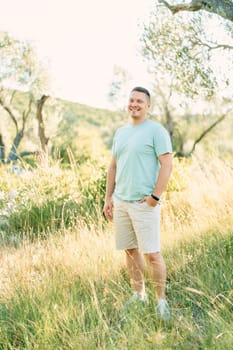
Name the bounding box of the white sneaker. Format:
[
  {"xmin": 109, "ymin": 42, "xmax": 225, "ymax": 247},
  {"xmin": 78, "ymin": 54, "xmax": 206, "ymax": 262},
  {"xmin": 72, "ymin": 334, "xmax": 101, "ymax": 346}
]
[
  {"xmin": 124, "ymin": 291, "xmax": 148, "ymax": 309},
  {"xmin": 156, "ymin": 299, "xmax": 171, "ymax": 321},
  {"xmin": 121, "ymin": 292, "xmax": 148, "ymax": 323}
]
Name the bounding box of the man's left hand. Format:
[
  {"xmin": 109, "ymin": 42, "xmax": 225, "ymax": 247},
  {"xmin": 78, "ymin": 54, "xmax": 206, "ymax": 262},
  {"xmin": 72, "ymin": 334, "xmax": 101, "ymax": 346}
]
[{"xmin": 139, "ymin": 196, "xmax": 158, "ymax": 207}]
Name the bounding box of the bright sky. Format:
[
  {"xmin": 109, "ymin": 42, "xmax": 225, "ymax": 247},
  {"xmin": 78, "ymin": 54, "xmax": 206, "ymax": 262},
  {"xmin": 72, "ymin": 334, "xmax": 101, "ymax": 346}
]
[{"xmin": 1, "ymin": 0, "xmax": 154, "ymax": 109}]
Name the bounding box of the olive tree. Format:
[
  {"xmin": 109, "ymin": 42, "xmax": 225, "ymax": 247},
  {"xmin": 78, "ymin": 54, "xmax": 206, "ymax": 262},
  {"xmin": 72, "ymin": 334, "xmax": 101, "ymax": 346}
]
[
  {"xmin": 0, "ymin": 32, "xmax": 50, "ymax": 163},
  {"xmin": 141, "ymin": 6, "xmax": 233, "ymax": 156}
]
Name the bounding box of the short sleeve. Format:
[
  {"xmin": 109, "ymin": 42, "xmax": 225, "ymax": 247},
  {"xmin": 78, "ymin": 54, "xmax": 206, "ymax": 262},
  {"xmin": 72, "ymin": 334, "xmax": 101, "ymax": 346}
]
[
  {"xmin": 111, "ymin": 130, "xmax": 118, "ymax": 157},
  {"xmin": 153, "ymin": 125, "xmax": 172, "ymax": 157}
]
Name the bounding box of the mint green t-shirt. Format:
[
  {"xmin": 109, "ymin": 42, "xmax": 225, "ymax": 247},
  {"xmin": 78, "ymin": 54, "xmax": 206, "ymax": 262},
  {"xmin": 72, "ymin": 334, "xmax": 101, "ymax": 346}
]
[{"xmin": 111, "ymin": 119, "xmax": 172, "ymax": 201}]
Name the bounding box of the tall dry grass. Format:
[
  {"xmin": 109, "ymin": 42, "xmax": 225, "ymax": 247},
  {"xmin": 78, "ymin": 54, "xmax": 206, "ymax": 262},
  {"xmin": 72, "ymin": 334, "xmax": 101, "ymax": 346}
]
[
  {"xmin": 0, "ymin": 155, "xmax": 232, "ymax": 348},
  {"xmin": 161, "ymin": 155, "xmax": 233, "ymax": 247},
  {"xmin": 0, "ymin": 156, "xmax": 232, "ymax": 298}
]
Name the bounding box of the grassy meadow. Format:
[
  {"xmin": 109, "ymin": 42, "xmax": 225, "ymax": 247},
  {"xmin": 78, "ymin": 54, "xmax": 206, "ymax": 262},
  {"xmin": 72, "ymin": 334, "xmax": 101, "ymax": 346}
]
[{"xmin": 0, "ymin": 155, "xmax": 232, "ymax": 349}]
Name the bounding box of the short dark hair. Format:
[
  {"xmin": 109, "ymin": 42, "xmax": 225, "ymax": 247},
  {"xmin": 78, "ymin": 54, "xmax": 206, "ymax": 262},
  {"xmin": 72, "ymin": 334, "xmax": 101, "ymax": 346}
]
[{"xmin": 131, "ymin": 86, "xmax": 150, "ymax": 101}]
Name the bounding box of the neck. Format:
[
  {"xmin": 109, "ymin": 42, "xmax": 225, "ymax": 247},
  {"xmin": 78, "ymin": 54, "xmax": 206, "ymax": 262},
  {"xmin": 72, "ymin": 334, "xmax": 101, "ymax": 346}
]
[{"xmin": 130, "ymin": 116, "xmax": 148, "ymax": 126}]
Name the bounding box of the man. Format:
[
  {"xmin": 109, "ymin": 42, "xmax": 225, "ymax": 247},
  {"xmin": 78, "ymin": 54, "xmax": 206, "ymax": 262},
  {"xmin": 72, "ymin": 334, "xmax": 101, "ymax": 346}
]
[{"xmin": 103, "ymin": 86, "xmax": 172, "ymax": 320}]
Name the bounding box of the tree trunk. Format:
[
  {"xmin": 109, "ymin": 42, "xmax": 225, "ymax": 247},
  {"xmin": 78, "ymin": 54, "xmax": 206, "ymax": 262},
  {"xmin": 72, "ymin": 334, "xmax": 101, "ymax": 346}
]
[
  {"xmin": 36, "ymin": 95, "xmax": 50, "ymax": 166},
  {"xmin": 0, "ymin": 133, "xmax": 5, "ymax": 162},
  {"xmin": 7, "ymin": 130, "xmax": 24, "ymax": 162},
  {"xmin": 164, "ymin": 104, "xmax": 175, "ymax": 140},
  {"xmin": 0, "ymin": 93, "xmax": 32, "ymax": 163},
  {"xmin": 160, "ymin": 0, "xmax": 233, "ymax": 23}
]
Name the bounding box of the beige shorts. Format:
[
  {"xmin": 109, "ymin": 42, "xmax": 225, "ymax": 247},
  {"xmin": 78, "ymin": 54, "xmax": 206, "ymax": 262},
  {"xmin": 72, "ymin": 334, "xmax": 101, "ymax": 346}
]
[{"xmin": 113, "ymin": 198, "xmax": 161, "ymax": 254}]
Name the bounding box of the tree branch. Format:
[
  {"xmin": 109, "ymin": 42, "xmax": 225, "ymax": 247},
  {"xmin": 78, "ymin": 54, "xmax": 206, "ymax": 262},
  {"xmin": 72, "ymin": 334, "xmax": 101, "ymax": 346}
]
[
  {"xmin": 159, "ymin": 0, "xmax": 233, "ymax": 23},
  {"xmin": 22, "ymin": 96, "xmax": 33, "ymax": 130},
  {"xmin": 0, "ymin": 97, "xmax": 19, "ymax": 132},
  {"xmin": 204, "ymin": 43, "xmax": 233, "ymax": 51},
  {"xmin": 36, "ymin": 95, "xmax": 50, "ymax": 152},
  {"xmin": 190, "ymin": 108, "xmax": 233, "ymax": 154},
  {"xmin": 159, "ymin": 0, "xmax": 202, "ymax": 13},
  {"xmin": 9, "ymin": 90, "xmax": 17, "ymax": 105},
  {"xmin": 194, "ymin": 36, "xmax": 233, "ymax": 51}
]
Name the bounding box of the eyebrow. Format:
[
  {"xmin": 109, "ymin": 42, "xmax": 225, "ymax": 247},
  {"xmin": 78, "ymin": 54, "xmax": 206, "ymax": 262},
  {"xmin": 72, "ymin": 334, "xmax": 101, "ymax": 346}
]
[{"xmin": 129, "ymin": 98, "xmax": 144, "ymax": 102}]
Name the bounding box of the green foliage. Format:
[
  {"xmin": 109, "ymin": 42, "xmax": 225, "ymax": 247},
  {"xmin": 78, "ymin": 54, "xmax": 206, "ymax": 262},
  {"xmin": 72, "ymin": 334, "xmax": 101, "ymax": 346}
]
[
  {"xmin": 140, "ymin": 7, "xmax": 233, "ymax": 156},
  {"xmin": 55, "ymin": 124, "xmax": 108, "ymax": 165},
  {"xmin": 0, "ymin": 160, "xmax": 108, "ymax": 240},
  {"xmin": 54, "ymin": 100, "xmax": 126, "ymax": 161},
  {"xmin": 0, "ymin": 32, "xmax": 50, "ymax": 163},
  {"xmin": 0, "ymin": 32, "xmax": 49, "ymax": 97},
  {"xmin": 141, "ymin": 10, "xmax": 216, "ymax": 98},
  {"xmin": 80, "ymin": 165, "xmax": 107, "ymax": 218},
  {"xmin": 8, "ymin": 196, "xmax": 80, "ymax": 239}
]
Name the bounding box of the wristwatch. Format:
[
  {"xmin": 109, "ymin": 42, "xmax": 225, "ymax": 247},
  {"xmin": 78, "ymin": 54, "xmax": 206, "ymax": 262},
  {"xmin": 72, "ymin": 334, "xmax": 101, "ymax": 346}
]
[{"xmin": 151, "ymin": 193, "xmax": 161, "ymax": 204}]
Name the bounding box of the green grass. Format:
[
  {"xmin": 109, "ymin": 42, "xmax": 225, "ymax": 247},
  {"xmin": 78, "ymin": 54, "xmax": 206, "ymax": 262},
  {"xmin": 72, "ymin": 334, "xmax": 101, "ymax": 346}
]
[
  {"xmin": 0, "ymin": 231, "xmax": 232, "ymax": 349},
  {"xmin": 0, "ymin": 162, "xmax": 107, "ymax": 242}
]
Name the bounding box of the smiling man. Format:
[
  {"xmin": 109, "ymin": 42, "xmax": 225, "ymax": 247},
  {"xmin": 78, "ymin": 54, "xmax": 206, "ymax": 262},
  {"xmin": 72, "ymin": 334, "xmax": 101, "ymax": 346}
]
[{"xmin": 103, "ymin": 86, "xmax": 173, "ymax": 320}]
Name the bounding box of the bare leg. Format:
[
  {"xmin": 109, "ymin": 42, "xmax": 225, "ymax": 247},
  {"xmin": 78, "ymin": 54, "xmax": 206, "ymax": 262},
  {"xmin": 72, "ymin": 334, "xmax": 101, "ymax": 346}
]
[
  {"xmin": 144, "ymin": 252, "xmax": 166, "ymax": 299},
  {"xmin": 125, "ymin": 248, "xmax": 145, "ymax": 298}
]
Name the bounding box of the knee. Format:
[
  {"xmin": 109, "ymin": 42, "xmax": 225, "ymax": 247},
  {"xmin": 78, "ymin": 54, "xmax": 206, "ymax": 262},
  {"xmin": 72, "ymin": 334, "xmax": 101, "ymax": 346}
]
[
  {"xmin": 145, "ymin": 252, "xmax": 161, "ymax": 264},
  {"xmin": 125, "ymin": 248, "xmax": 139, "ymax": 258}
]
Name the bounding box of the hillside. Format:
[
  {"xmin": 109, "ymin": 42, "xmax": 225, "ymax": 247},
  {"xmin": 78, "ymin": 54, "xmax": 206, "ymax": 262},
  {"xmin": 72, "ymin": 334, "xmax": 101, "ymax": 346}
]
[
  {"xmin": 0, "ymin": 90, "xmax": 127, "ymax": 162},
  {"xmin": 1, "ymin": 90, "xmax": 233, "ymax": 162}
]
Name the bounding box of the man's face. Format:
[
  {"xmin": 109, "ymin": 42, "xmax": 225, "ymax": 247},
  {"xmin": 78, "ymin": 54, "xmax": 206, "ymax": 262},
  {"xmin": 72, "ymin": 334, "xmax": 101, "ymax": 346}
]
[{"xmin": 128, "ymin": 91, "xmax": 150, "ymax": 120}]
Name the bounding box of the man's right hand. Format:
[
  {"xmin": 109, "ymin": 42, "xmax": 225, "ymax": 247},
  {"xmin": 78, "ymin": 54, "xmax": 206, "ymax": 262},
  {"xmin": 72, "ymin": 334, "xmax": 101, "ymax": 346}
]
[{"xmin": 103, "ymin": 199, "xmax": 113, "ymax": 221}]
